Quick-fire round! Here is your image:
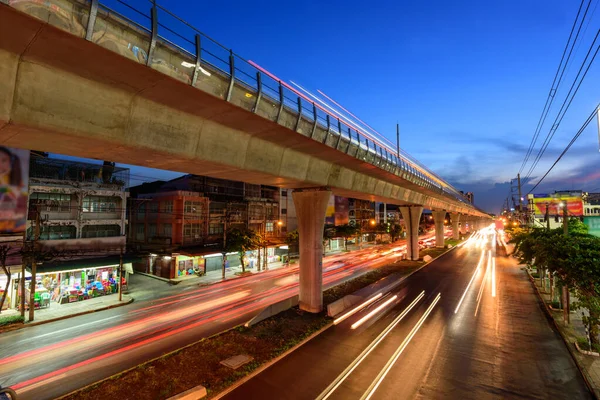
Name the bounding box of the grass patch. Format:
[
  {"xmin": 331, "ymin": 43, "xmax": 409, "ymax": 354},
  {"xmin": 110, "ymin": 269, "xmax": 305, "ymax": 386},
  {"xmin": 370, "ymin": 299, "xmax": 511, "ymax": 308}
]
[
  {"xmin": 60, "ymin": 255, "xmax": 444, "ymax": 400},
  {"xmin": 0, "ymin": 314, "xmax": 25, "ymax": 334},
  {"xmin": 0, "ymin": 314, "xmax": 24, "ymax": 327},
  {"xmin": 576, "ymin": 337, "xmax": 600, "ymax": 353},
  {"xmin": 445, "ymin": 238, "xmax": 461, "ymax": 247}
]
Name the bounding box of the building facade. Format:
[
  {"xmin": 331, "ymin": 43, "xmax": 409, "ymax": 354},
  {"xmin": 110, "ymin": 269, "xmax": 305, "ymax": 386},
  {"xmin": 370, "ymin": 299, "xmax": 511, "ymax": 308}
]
[
  {"xmin": 3, "ymin": 156, "xmax": 132, "ymax": 312},
  {"xmin": 129, "ymin": 175, "xmax": 285, "ymax": 279}
]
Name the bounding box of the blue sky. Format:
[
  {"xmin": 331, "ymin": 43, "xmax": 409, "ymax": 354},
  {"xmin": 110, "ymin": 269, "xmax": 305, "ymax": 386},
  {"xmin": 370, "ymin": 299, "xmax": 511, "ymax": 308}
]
[{"xmin": 59, "ymin": 0, "xmax": 600, "ymax": 213}]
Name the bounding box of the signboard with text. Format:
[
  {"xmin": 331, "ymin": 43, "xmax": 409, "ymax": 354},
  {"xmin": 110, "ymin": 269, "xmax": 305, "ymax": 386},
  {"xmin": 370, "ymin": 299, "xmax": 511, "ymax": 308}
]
[
  {"xmin": 531, "ymin": 193, "xmax": 583, "ymax": 217},
  {"xmin": 0, "ymin": 147, "xmax": 29, "ymax": 235}
]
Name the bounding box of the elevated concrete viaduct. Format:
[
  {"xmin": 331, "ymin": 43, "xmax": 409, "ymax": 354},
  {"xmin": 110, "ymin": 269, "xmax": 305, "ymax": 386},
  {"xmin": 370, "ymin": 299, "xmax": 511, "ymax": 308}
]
[{"xmin": 0, "ymin": 0, "xmax": 491, "ymax": 312}]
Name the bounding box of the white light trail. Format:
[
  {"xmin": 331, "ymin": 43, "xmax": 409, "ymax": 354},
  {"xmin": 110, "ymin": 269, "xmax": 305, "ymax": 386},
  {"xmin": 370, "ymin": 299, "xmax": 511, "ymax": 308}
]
[
  {"xmin": 474, "ymin": 250, "xmax": 492, "ymax": 317},
  {"xmin": 334, "ymin": 293, "xmax": 383, "ymax": 325},
  {"xmin": 316, "ymin": 291, "xmax": 425, "ymax": 400},
  {"xmin": 360, "ymin": 293, "xmax": 442, "ymax": 400},
  {"xmin": 351, "ymin": 295, "xmax": 398, "ymax": 330},
  {"xmin": 454, "ymin": 250, "xmax": 485, "ymax": 314}
]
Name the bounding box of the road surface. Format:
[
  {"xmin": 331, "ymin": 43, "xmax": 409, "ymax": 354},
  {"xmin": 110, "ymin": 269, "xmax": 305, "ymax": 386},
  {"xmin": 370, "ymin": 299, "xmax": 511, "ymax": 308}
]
[
  {"xmin": 0, "ymin": 235, "xmax": 438, "ymax": 400},
  {"xmin": 223, "ymin": 228, "xmax": 591, "ymax": 400}
]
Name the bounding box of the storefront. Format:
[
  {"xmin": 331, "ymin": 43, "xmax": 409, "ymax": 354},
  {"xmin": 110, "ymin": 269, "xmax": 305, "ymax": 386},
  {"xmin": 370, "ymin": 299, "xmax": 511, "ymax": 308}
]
[{"xmin": 18, "ymin": 255, "xmax": 136, "ymax": 310}]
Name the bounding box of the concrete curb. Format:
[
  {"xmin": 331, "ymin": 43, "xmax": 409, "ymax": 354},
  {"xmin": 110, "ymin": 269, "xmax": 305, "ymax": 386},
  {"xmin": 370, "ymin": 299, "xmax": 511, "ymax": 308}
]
[
  {"xmin": 167, "ymin": 385, "xmax": 207, "ymax": 400},
  {"xmin": 526, "ymin": 269, "xmax": 599, "ymax": 400},
  {"xmin": 2, "ymin": 297, "xmax": 134, "ymax": 332},
  {"xmin": 211, "ymin": 322, "xmax": 333, "ymax": 400},
  {"xmin": 575, "ymin": 340, "xmax": 600, "ymax": 357}
]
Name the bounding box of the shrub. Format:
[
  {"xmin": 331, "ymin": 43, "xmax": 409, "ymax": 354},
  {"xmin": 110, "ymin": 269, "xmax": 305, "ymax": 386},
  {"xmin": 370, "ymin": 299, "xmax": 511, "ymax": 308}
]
[{"xmin": 0, "ymin": 314, "xmax": 24, "ymax": 326}]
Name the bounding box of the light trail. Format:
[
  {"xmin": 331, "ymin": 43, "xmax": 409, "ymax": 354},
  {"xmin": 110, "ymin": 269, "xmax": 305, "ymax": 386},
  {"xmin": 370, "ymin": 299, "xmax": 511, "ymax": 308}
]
[
  {"xmin": 360, "ymin": 293, "xmax": 442, "ymax": 400},
  {"xmin": 334, "ymin": 293, "xmax": 383, "ymax": 325},
  {"xmin": 351, "ymin": 295, "xmax": 398, "ymax": 330},
  {"xmin": 454, "ymin": 250, "xmax": 485, "ymax": 314},
  {"xmin": 316, "ymin": 89, "xmax": 391, "ymax": 147},
  {"xmin": 316, "ymin": 291, "xmax": 425, "ymax": 400},
  {"xmin": 474, "ymin": 250, "xmax": 492, "ymax": 317}
]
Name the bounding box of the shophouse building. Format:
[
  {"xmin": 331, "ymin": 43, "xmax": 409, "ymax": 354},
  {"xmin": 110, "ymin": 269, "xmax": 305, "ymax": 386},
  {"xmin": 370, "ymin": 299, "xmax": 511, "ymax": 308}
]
[
  {"xmin": 1, "ymin": 155, "xmax": 131, "ymax": 312},
  {"xmin": 129, "ymin": 175, "xmax": 285, "ymax": 279}
]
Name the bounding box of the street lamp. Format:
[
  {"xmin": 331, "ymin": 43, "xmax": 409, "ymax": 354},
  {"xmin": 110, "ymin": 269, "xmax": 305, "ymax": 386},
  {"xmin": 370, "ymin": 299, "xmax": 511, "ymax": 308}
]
[{"xmin": 370, "ymin": 219, "xmax": 376, "ymax": 226}]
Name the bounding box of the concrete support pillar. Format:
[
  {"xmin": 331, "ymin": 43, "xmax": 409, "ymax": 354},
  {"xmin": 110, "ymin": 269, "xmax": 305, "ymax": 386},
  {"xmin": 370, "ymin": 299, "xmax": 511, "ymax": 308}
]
[
  {"xmin": 432, "ymin": 210, "xmax": 446, "ymax": 248},
  {"xmin": 451, "ymin": 213, "xmax": 460, "ymax": 240},
  {"xmin": 292, "ymin": 188, "xmax": 332, "ymax": 313},
  {"xmin": 399, "ymin": 206, "xmax": 423, "ymax": 261}
]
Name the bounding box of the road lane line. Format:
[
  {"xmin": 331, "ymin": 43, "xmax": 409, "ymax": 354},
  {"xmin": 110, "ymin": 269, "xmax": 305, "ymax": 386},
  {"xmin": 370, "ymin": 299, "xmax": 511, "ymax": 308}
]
[
  {"xmin": 316, "ymin": 291, "xmax": 425, "ymax": 400},
  {"xmin": 360, "ymin": 293, "xmax": 441, "ymax": 400},
  {"xmin": 454, "ymin": 250, "xmax": 485, "ymax": 314},
  {"xmin": 334, "ymin": 293, "xmax": 383, "ymax": 325}
]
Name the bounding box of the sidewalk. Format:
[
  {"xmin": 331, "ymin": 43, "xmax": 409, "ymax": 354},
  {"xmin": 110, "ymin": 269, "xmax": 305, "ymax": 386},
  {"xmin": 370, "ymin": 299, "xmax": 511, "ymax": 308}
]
[
  {"xmin": 1, "ymin": 293, "xmax": 133, "ymax": 325},
  {"xmin": 527, "ymin": 267, "xmax": 600, "ymax": 399}
]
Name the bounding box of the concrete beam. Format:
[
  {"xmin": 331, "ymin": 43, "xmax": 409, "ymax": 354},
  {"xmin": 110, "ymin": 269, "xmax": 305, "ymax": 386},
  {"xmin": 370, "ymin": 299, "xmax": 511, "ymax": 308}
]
[
  {"xmin": 432, "ymin": 210, "xmax": 446, "ymax": 248},
  {"xmin": 400, "ymin": 206, "xmax": 423, "ymax": 261},
  {"xmin": 292, "ymin": 188, "xmax": 331, "ymax": 313}
]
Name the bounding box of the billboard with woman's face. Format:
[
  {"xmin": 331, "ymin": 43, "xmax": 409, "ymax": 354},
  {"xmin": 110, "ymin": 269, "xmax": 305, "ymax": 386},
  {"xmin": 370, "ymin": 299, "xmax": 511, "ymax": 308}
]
[{"xmin": 0, "ymin": 147, "xmax": 29, "ymax": 235}]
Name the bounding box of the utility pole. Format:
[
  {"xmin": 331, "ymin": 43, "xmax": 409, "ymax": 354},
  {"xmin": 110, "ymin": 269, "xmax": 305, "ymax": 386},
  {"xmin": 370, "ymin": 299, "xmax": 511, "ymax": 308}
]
[
  {"xmin": 28, "ymin": 206, "xmax": 44, "ymax": 322},
  {"xmin": 517, "ymin": 173, "xmax": 523, "ymax": 224},
  {"xmin": 118, "ymin": 246, "xmax": 124, "ymax": 302},
  {"xmin": 545, "ymin": 203, "xmax": 550, "ymax": 230},
  {"xmin": 563, "ymin": 203, "xmax": 570, "ymax": 324},
  {"xmin": 222, "ymin": 206, "xmax": 228, "ymax": 280},
  {"xmin": 396, "ymin": 123, "xmax": 400, "ymax": 157}
]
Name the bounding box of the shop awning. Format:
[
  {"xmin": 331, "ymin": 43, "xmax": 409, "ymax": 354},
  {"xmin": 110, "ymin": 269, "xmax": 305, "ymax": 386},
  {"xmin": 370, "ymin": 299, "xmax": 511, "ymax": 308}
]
[{"xmin": 31, "ymin": 255, "xmax": 143, "ymax": 274}]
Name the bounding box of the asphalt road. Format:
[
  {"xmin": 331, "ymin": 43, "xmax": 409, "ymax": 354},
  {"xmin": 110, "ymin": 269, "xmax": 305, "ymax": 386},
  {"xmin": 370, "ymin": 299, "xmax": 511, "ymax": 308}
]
[
  {"xmin": 223, "ymin": 229, "xmax": 591, "ymax": 400},
  {"xmin": 0, "ymin": 235, "xmax": 437, "ymax": 400}
]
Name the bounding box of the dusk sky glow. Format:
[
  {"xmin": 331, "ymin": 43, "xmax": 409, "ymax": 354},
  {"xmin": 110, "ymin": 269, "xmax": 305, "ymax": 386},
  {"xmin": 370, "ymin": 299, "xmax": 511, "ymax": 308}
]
[{"xmin": 60, "ymin": 0, "xmax": 600, "ymax": 213}]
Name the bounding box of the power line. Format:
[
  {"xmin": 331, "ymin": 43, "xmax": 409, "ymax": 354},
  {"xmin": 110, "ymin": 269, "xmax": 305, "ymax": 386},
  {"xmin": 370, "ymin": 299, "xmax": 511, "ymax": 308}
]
[
  {"xmin": 519, "ymin": 0, "xmax": 589, "ymax": 175},
  {"xmin": 524, "ymin": 28, "xmax": 600, "ymax": 183},
  {"xmin": 528, "ymin": 105, "xmax": 598, "ymax": 194}
]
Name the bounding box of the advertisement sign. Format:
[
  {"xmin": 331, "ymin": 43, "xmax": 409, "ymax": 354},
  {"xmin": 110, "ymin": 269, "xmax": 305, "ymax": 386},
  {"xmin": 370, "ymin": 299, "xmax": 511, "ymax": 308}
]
[
  {"xmin": 334, "ymin": 196, "xmax": 349, "ymax": 226},
  {"xmin": 325, "ymin": 194, "xmax": 335, "ymax": 225},
  {"xmin": 531, "ymin": 193, "xmax": 583, "ymax": 217},
  {"xmin": 0, "ymin": 147, "xmax": 29, "ymax": 235}
]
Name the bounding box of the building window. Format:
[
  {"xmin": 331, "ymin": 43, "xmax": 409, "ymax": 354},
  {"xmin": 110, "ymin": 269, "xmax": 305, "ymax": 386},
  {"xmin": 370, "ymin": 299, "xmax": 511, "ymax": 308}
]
[
  {"xmin": 137, "ymin": 203, "xmax": 146, "ymax": 219},
  {"xmin": 266, "ymin": 222, "xmax": 274, "ymax": 232},
  {"xmin": 136, "ymin": 224, "xmax": 145, "ymax": 234},
  {"xmin": 184, "ymin": 222, "xmax": 204, "ymax": 238},
  {"xmin": 82, "ymin": 224, "xmax": 121, "ymax": 238},
  {"xmin": 162, "ymin": 201, "xmax": 173, "ymax": 214},
  {"xmin": 148, "ymin": 224, "xmax": 157, "ymax": 237},
  {"xmin": 83, "ymin": 196, "xmax": 119, "ymax": 213},
  {"xmin": 149, "ymin": 202, "xmax": 159, "ymax": 214},
  {"xmin": 185, "ymin": 201, "xmax": 204, "ymax": 216},
  {"xmin": 29, "ymin": 193, "xmax": 71, "ymax": 214},
  {"xmin": 281, "ymin": 190, "xmax": 287, "ymax": 197},
  {"xmin": 281, "ymin": 208, "xmax": 287, "ymax": 215},
  {"xmin": 163, "ymin": 224, "xmax": 172, "ymax": 237},
  {"xmin": 28, "ymin": 225, "xmax": 77, "ymax": 241},
  {"xmin": 209, "ymin": 223, "xmax": 224, "ymax": 235}
]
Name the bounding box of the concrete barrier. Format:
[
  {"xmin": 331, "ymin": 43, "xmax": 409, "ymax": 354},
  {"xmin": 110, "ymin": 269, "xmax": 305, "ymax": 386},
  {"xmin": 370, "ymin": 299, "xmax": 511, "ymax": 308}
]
[
  {"xmin": 167, "ymin": 385, "xmax": 207, "ymax": 400},
  {"xmin": 245, "ymin": 295, "xmax": 299, "ymax": 327},
  {"xmin": 327, "ymin": 272, "xmax": 406, "ymax": 317}
]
